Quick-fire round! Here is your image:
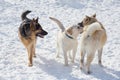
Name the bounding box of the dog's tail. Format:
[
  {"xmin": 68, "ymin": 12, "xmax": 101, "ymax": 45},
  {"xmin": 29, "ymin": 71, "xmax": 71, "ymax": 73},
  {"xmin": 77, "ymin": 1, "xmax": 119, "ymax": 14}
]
[
  {"xmin": 49, "ymin": 17, "xmax": 65, "ymax": 32},
  {"xmin": 21, "ymin": 10, "xmax": 31, "ymax": 21},
  {"xmin": 86, "ymin": 22, "xmax": 103, "ymax": 36}
]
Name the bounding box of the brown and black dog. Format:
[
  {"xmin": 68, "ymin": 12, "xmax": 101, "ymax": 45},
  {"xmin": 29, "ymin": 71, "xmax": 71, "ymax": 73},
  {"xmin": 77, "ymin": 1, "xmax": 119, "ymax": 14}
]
[{"xmin": 18, "ymin": 10, "xmax": 48, "ymax": 66}]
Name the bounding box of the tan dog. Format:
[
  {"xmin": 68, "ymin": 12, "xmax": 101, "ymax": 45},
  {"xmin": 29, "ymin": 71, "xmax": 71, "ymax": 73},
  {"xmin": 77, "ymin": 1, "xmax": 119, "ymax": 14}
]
[
  {"xmin": 18, "ymin": 10, "xmax": 48, "ymax": 66},
  {"xmin": 78, "ymin": 14, "xmax": 107, "ymax": 74},
  {"xmin": 49, "ymin": 17, "xmax": 83, "ymax": 66}
]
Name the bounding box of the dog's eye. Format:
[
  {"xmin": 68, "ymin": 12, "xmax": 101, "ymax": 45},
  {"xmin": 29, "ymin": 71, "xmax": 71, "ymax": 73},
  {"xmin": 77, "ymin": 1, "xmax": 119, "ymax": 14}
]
[
  {"xmin": 35, "ymin": 24, "xmax": 41, "ymax": 30},
  {"xmin": 36, "ymin": 26, "xmax": 40, "ymax": 29},
  {"xmin": 85, "ymin": 18, "xmax": 91, "ymax": 22},
  {"xmin": 85, "ymin": 18, "xmax": 89, "ymax": 21},
  {"xmin": 77, "ymin": 26, "xmax": 80, "ymax": 29}
]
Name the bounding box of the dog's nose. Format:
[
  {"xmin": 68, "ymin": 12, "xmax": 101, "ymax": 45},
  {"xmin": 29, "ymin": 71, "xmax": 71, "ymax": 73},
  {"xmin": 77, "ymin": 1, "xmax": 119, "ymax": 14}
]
[
  {"xmin": 77, "ymin": 26, "xmax": 80, "ymax": 29},
  {"xmin": 45, "ymin": 31, "xmax": 48, "ymax": 35},
  {"xmin": 40, "ymin": 30, "xmax": 48, "ymax": 35},
  {"xmin": 78, "ymin": 22, "xmax": 83, "ymax": 27},
  {"xmin": 44, "ymin": 31, "xmax": 48, "ymax": 35}
]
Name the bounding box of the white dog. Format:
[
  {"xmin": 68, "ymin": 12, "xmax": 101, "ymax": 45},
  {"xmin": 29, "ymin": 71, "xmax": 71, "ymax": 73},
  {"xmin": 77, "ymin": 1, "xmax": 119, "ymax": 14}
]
[
  {"xmin": 78, "ymin": 14, "xmax": 107, "ymax": 74},
  {"xmin": 49, "ymin": 17, "xmax": 83, "ymax": 66}
]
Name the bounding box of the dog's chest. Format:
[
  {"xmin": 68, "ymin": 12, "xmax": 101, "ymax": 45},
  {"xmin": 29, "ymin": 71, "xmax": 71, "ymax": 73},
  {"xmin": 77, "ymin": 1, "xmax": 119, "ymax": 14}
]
[
  {"xmin": 63, "ymin": 37, "xmax": 77, "ymax": 49},
  {"xmin": 58, "ymin": 32, "xmax": 78, "ymax": 50}
]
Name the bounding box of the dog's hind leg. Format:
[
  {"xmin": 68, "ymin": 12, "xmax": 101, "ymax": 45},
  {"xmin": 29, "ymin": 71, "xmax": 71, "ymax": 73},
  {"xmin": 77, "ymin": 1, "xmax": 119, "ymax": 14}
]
[
  {"xmin": 63, "ymin": 50, "xmax": 68, "ymax": 66},
  {"xmin": 85, "ymin": 52, "xmax": 95, "ymax": 74},
  {"xmin": 27, "ymin": 44, "xmax": 33, "ymax": 67},
  {"xmin": 80, "ymin": 50, "xmax": 85, "ymax": 70},
  {"xmin": 56, "ymin": 42, "xmax": 60, "ymax": 58},
  {"xmin": 98, "ymin": 48, "xmax": 103, "ymax": 66}
]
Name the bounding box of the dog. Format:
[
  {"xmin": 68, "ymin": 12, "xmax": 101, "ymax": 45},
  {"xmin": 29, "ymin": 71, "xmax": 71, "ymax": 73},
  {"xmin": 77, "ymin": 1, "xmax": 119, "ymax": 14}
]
[
  {"xmin": 78, "ymin": 14, "xmax": 107, "ymax": 74},
  {"xmin": 18, "ymin": 10, "xmax": 48, "ymax": 66},
  {"xmin": 49, "ymin": 17, "xmax": 83, "ymax": 66}
]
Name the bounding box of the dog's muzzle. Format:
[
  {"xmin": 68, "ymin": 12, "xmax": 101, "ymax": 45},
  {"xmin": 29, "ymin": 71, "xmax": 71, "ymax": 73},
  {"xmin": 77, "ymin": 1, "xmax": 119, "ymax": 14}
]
[
  {"xmin": 78, "ymin": 22, "xmax": 84, "ymax": 27},
  {"xmin": 76, "ymin": 25, "xmax": 83, "ymax": 34},
  {"xmin": 36, "ymin": 30, "xmax": 48, "ymax": 38}
]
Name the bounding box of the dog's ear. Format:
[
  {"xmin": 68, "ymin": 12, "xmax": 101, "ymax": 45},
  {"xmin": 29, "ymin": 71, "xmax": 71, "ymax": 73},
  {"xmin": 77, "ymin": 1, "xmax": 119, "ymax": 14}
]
[
  {"xmin": 85, "ymin": 15, "xmax": 91, "ymax": 22},
  {"xmin": 30, "ymin": 19, "xmax": 35, "ymax": 30},
  {"xmin": 91, "ymin": 14, "xmax": 96, "ymax": 18},
  {"xmin": 86, "ymin": 15, "xmax": 90, "ymax": 18},
  {"xmin": 33, "ymin": 18, "xmax": 35, "ymax": 21},
  {"xmin": 35, "ymin": 17, "xmax": 39, "ymax": 23},
  {"xmin": 67, "ymin": 27, "xmax": 73, "ymax": 35}
]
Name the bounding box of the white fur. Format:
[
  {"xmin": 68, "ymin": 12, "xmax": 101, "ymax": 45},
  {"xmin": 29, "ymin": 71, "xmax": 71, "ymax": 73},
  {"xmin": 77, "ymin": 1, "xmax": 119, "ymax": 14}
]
[
  {"xmin": 50, "ymin": 17, "xmax": 83, "ymax": 66},
  {"xmin": 80, "ymin": 22, "xmax": 103, "ymax": 54},
  {"xmin": 80, "ymin": 22, "xmax": 106, "ymax": 73},
  {"xmin": 57, "ymin": 25, "xmax": 83, "ymax": 66},
  {"xmin": 57, "ymin": 30, "xmax": 78, "ymax": 66},
  {"xmin": 84, "ymin": 22, "xmax": 102, "ymax": 37},
  {"xmin": 86, "ymin": 22, "xmax": 102, "ymax": 35}
]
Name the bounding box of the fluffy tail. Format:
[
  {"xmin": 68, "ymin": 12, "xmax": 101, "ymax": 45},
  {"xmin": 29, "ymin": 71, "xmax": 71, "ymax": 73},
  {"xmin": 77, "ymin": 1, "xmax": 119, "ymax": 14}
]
[
  {"xmin": 86, "ymin": 22, "xmax": 103, "ymax": 36},
  {"xmin": 21, "ymin": 10, "xmax": 31, "ymax": 21},
  {"xmin": 49, "ymin": 17, "xmax": 65, "ymax": 32}
]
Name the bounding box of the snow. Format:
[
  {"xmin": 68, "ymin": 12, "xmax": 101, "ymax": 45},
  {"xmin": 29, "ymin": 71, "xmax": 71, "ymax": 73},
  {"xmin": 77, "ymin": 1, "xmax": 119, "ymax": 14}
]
[{"xmin": 0, "ymin": 0, "xmax": 120, "ymax": 80}]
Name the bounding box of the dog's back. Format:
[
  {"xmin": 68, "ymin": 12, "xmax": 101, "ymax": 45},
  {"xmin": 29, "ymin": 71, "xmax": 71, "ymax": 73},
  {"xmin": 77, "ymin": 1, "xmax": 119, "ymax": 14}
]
[
  {"xmin": 79, "ymin": 14, "xmax": 107, "ymax": 73},
  {"xmin": 84, "ymin": 22, "xmax": 102, "ymax": 36},
  {"xmin": 81, "ymin": 22, "xmax": 107, "ymax": 51}
]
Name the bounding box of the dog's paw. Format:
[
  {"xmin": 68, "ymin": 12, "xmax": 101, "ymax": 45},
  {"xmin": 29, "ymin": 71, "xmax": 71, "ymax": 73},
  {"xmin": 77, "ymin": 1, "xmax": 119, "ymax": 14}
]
[
  {"xmin": 64, "ymin": 64, "xmax": 69, "ymax": 66},
  {"xmin": 71, "ymin": 60, "xmax": 75, "ymax": 63},
  {"xmin": 56, "ymin": 55, "xmax": 60, "ymax": 58},
  {"xmin": 33, "ymin": 55, "xmax": 36, "ymax": 58},
  {"xmin": 56, "ymin": 55, "xmax": 62, "ymax": 58},
  {"xmin": 80, "ymin": 66, "xmax": 83, "ymax": 70},
  {"xmin": 87, "ymin": 71, "xmax": 92, "ymax": 74},
  {"xmin": 99, "ymin": 63, "xmax": 104, "ymax": 67},
  {"xmin": 80, "ymin": 64, "xmax": 84, "ymax": 70},
  {"xmin": 28, "ymin": 63, "xmax": 33, "ymax": 67}
]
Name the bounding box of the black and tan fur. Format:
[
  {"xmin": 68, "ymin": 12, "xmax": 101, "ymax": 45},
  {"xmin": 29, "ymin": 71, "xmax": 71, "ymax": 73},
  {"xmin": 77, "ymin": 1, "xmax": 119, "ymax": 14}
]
[{"xmin": 18, "ymin": 10, "xmax": 48, "ymax": 66}]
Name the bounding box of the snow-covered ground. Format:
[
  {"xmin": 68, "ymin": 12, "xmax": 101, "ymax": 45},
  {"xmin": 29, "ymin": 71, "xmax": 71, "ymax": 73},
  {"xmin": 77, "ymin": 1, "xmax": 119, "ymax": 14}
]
[{"xmin": 0, "ymin": 0, "xmax": 120, "ymax": 80}]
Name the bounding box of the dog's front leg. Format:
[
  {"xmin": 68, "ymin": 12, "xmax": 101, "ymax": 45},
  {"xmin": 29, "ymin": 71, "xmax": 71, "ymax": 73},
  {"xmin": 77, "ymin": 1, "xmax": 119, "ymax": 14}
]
[
  {"xmin": 98, "ymin": 48, "xmax": 103, "ymax": 66},
  {"xmin": 71, "ymin": 48, "xmax": 77, "ymax": 63},
  {"xmin": 33, "ymin": 40, "xmax": 36, "ymax": 57},
  {"xmin": 63, "ymin": 50, "xmax": 68, "ymax": 66},
  {"xmin": 68, "ymin": 51, "xmax": 72, "ymax": 59},
  {"xmin": 80, "ymin": 50, "xmax": 85, "ymax": 70},
  {"xmin": 80, "ymin": 51, "xmax": 85, "ymax": 69},
  {"xmin": 27, "ymin": 45, "xmax": 33, "ymax": 67},
  {"xmin": 85, "ymin": 52, "xmax": 95, "ymax": 74}
]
